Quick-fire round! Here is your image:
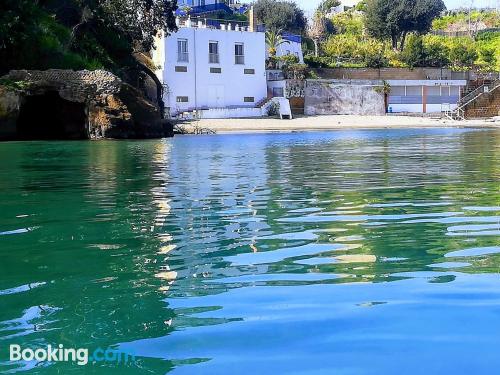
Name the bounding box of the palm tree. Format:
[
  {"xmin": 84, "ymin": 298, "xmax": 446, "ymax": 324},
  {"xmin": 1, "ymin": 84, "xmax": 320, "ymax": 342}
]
[{"xmin": 265, "ymin": 29, "xmax": 290, "ymax": 57}]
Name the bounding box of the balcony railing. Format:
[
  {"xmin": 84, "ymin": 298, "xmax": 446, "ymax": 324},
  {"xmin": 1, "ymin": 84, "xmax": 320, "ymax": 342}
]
[
  {"xmin": 235, "ymin": 55, "xmax": 245, "ymax": 65},
  {"xmin": 178, "ymin": 53, "xmax": 189, "ymax": 62},
  {"xmin": 176, "ymin": 17, "xmax": 258, "ymax": 32},
  {"xmin": 209, "ymin": 53, "xmax": 220, "ymax": 64},
  {"xmin": 176, "ymin": 3, "xmax": 233, "ymax": 16}
]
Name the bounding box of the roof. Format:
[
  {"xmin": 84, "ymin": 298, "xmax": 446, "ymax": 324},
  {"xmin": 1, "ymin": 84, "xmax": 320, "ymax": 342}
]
[{"xmin": 282, "ymin": 33, "xmax": 302, "ymax": 44}]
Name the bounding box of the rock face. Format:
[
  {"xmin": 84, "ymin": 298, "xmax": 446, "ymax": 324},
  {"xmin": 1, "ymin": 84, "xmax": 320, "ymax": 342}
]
[{"xmin": 0, "ymin": 70, "xmax": 173, "ymax": 140}]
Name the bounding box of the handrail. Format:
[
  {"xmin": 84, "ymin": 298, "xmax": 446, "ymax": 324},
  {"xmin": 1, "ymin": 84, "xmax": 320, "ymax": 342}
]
[
  {"xmin": 448, "ymin": 79, "xmax": 499, "ymax": 121},
  {"xmin": 458, "ymin": 78, "xmax": 500, "ymax": 110}
]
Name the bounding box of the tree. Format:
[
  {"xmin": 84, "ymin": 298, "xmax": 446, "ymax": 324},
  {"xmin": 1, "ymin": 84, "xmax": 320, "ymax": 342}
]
[
  {"xmin": 0, "ymin": 0, "xmax": 178, "ymax": 73},
  {"xmin": 365, "ymin": 0, "xmax": 446, "ymax": 51},
  {"xmin": 308, "ymin": 12, "xmax": 334, "ymax": 57},
  {"xmin": 265, "ymin": 29, "xmax": 290, "ymax": 57},
  {"xmin": 308, "ymin": 1, "xmax": 336, "ymax": 57},
  {"xmin": 423, "ymin": 35, "xmax": 450, "ymax": 67},
  {"xmin": 450, "ymin": 39, "xmax": 478, "ymax": 68},
  {"xmin": 479, "ymin": 47, "xmax": 496, "ymax": 67},
  {"xmin": 317, "ymin": 0, "xmax": 341, "ymax": 14},
  {"xmin": 68, "ymin": 0, "xmax": 178, "ymax": 52},
  {"xmin": 401, "ymin": 34, "xmax": 426, "ymax": 68},
  {"xmin": 253, "ymin": 0, "xmax": 307, "ymax": 34}
]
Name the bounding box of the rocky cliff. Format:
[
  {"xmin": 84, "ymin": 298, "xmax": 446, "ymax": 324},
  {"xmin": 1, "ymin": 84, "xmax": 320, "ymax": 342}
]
[{"xmin": 0, "ymin": 70, "xmax": 173, "ymax": 140}]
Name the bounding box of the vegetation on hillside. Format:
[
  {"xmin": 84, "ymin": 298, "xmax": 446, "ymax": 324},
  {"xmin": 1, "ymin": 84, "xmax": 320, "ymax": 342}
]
[
  {"xmin": 302, "ymin": 0, "xmax": 500, "ymax": 72},
  {"xmin": 0, "ymin": 0, "xmax": 178, "ymax": 79},
  {"xmin": 432, "ymin": 9, "xmax": 500, "ymax": 31},
  {"xmin": 253, "ymin": 0, "xmax": 307, "ymax": 34}
]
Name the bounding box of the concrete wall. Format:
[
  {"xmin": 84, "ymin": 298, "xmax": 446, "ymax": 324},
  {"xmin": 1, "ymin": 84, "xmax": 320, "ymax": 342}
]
[
  {"xmin": 304, "ymin": 80, "xmax": 385, "ymax": 116},
  {"xmin": 156, "ymin": 26, "xmax": 267, "ymax": 116},
  {"xmin": 198, "ymin": 107, "xmax": 263, "ymax": 118}
]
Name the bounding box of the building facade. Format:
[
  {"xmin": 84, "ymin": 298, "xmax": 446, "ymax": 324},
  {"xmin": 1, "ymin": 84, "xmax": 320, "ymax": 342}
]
[
  {"xmin": 387, "ymin": 80, "xmax": 466, "ymax": 113},
  {"xmin": 154, "ymin": 18, "xmax": 268, "ymax": 117},
  {"xmin": 276, "ymin": 33, "xmax": 304, "ymax": 63}
]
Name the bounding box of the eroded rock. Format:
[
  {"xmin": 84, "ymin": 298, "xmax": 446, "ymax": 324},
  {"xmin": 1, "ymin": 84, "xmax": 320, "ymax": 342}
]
[{"xmin": 0, "ymin": 69, "xmax": 173, "ymax": 140}]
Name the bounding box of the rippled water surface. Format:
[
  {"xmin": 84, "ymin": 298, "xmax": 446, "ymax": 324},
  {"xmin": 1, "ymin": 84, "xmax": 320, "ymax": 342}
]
[{"xmin": 1, "ymin": 128, "xmax": 500, "ymax": 374}]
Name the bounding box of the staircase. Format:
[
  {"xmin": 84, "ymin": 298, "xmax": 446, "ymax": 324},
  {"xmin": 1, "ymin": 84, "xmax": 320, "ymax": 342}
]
[
  {"xmin": 446, "ymin": 78, "xmax": 500, "ymax": 120},
  {"xmin": 255, "ymin": 97, "xmax": 272, "ymax": 108},
  {"xmin": 259, "ymin": 97, "xmax": 293, "ymax": 119}
]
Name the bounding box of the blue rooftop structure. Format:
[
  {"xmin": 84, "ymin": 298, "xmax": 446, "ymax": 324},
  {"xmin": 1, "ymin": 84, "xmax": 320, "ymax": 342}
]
[
  {"xmin": 282, "ymin": 32, "xmax": 302, "ymax": 44},
  {"xmin": 176, "ymin": 2, "xmax": 233, "ymax": 16}
]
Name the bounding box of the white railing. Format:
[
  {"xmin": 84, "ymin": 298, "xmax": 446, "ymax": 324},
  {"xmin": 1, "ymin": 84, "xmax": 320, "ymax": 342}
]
[
  {"xmin": 178, "ymin": 53, "xmax": 189, "ymax": 63},
  {"xmin": 235, "ymin": 55, "xmax": 245, "ymax": 65},
  {"xmin": 448, "ymin": 78, "xmax": 500, "ymax": 120},
  {"xmin": 209, "ymin": 53, "xmax": 220, "ymax": 64},
  {"xmin": 460, "ymin": 79, "xmax": 500, "ymax": 108}
]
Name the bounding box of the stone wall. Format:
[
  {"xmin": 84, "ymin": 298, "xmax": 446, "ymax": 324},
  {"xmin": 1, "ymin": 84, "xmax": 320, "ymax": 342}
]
[
  {"xmin": 464, "ymin": 86, "xmax": 500, "ymax": 119},
  {"xmin": 0, "ymin": 69, "xmax": 173, "ymax": 140},
  {"xmin": 304, "ymin": 80, "xmax": 385, "ymax": 116},
  {"xmin": 285, "ymin": 80, "xmax": 305, "ymax": 115}
]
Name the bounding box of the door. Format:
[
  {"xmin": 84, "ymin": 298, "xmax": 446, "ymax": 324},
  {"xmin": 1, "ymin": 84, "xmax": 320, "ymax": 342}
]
[{"xmin": 208, "ymin": 85, "xmax": 225, "ymax": 108}]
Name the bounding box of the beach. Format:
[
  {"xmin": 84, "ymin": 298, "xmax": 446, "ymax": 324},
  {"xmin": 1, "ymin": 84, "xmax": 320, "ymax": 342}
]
[{"xmin": 179, "ymin": 115, "xmax": 500, "ymax": 133}]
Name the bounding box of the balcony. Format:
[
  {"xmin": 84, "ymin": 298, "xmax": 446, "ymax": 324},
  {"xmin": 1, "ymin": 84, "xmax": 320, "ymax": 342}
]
[
  {"xmin": 209, "ymin": 53, "xmax": 220, "ymax": 64},
  {"xmin": 176, "ymin": 3, "xmax": 233, "ymax": 16},
  {"xmin": 235, "ymin": 55, "xmax": 245, "ymax": 65},
  {"xmin": 178, "ymin": 53, "xmax": 189, "ymax": 63},
  {"xmin": 176, "ymin": 17, "xmax": 261, "ymax": 32}
]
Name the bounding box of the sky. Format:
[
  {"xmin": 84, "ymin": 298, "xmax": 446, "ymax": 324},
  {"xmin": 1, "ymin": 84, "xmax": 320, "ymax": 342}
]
[{"xmin": 241, "ymin": 0, "xmax": 499, "ymax": 15}]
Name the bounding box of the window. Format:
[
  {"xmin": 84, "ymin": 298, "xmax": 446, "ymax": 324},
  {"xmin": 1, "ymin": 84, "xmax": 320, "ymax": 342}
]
[
  {"xmin": 235, "ymin": 43, "xmax": 244, "ymax": 65},
  {"xmin": 272, "ymin": 87, "xmax": 284, "ymax": 97},
  {"xmin": 175, "ymin": 66, "xmax": 188, "ymax": 72},
  {"xmin": 244, "ymin": 97, "xmax": 254, "ymax": 103},
  {"xmin": 176, "ymin": 96, "xmax": 189, "ymax": 103},
  {"xmin": 177, "ymin": 39, "xmax": 189, "ymax": 62},
  {"xmin": 210, "ymin": 67, "xmax": 222, "ymax": 73},
  {"xmin": 244, "ymin": 69, "xmax": 255, "ymax": 75},
  {"xmin": 209, "ymin": 41, "xmax": 220, "ymax": 64}
]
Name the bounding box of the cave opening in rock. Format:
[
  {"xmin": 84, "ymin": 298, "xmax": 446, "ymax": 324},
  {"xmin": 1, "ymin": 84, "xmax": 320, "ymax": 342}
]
[{"xmin": 16, "ymin": 91, "xmax": 87, "ymax": 140}]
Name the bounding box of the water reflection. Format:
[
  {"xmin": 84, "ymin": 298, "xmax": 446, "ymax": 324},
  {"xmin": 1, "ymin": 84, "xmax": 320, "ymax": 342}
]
[{"xmin": 0, "ymin": 128, "xmax": 499, "ymax": 374}]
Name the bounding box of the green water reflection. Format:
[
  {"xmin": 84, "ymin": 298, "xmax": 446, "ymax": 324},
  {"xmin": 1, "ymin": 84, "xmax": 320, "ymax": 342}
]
[{"xmin": 0, "ymin": 128, "xmax": 499, "ymax": 374}]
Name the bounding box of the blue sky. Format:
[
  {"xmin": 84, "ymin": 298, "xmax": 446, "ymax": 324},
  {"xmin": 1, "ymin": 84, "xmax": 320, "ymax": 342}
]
[{"xmin": 242, "ymin": 0, "xmax": 497, "ymax": 13}]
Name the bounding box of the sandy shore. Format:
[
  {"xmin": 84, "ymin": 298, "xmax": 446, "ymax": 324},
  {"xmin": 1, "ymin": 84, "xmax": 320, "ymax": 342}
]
[{"xmin": 178, "ymin": 115, "xmax": 499, "ymax": 134}]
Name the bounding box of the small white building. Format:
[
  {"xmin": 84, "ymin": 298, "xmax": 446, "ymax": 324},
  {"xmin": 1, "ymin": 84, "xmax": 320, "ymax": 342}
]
[
  {"xmin": 387, "ymin": 80, "xmax": 466, "ymax": 114},
  {"xmin": 177, "ymin": 0, "xmax": 236, "ymax": 7},
  {"xmin": 329, "ymin": 0, "xmax": 361, "ymax": 14},
  {"xmin": 273, "ymin": 33, "xmax": 304, "ymax": 64},
  {"xmin": 154, "ymin": 18, "xmax": 268, "ymax": 118}
]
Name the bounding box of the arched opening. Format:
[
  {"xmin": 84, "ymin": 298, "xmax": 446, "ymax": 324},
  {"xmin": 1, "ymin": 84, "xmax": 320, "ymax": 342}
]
[{"xmin": 16, "ymin": 91, "xmax": 87, "ymax": 140}]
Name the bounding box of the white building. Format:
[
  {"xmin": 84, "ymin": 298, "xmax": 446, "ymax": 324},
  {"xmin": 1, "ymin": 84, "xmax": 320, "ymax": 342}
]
[
  {"xmin": 177, "ymin": 0, "xmax": 236, "ymax": 7},
  {"xmin": 154, "ymin": 18, "xmax": 268, "ymax": 118},
  {"xmin": 387, "ymin": 80, "xmax": 466, "ymax": 113},
  {"xmin": 330, "ymin": 0, "xmax": 361, "ymax": 14},
  {"xmin": 272, "ymin": 33, "xmax": 304, "ymax": 64}
]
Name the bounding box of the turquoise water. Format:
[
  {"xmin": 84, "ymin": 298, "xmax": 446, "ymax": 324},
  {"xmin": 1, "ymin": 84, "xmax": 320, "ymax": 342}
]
[{"xmin": 1, "ymin": 128, "xmax": 500, "ymax": 374}]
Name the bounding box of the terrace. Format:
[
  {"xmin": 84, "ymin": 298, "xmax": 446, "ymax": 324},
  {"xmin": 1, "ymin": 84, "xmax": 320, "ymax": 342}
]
[{"xmin": 176, "ymin": 16, "xmax": 265, "ymax": 32}]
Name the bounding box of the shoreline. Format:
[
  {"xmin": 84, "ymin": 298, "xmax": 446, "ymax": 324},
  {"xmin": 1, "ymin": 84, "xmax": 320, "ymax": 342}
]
[{"xmin": 178, "ymin": 115, "xmax": 500, "ymax": 134}]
